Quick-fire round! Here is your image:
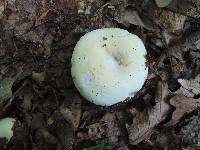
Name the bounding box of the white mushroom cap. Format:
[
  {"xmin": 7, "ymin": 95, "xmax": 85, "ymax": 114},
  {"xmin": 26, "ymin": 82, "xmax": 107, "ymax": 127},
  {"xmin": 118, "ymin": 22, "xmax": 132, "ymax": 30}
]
[
  {"xmin": 71, "ymin": 28, "xmax": 148, "ymax": 106},
  {"xmin": 0, "ymin": 117, "xmax": 16, "ymax": 142}
]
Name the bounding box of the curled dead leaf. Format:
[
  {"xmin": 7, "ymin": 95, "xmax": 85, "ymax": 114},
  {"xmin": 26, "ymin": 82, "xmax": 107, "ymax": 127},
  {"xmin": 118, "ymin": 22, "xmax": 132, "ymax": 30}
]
[
  {"xmin": 128, "ymin": 81, "xmax": 170, "ymax": 145},
  {"xmin": 167, "ymin": 95, "xmax": 200, "ymax": 126},
  {"xmin": 178, "ymin": 74, "xmax": 200, "ymax": 95},
  {"xmin": 175, "ymin": 87, "xmax": 195, "ymax": 98},
  {"xmin": 84, "ymin": 112, "xmax": 123, "ymax": 145},
  {"xmin": 59, "ymin": 94, "xmax": 82, "ymax": 128}
]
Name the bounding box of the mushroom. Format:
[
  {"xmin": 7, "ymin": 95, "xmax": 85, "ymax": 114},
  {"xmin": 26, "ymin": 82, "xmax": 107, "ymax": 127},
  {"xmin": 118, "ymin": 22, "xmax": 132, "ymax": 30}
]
[
  {"xmin": 71, "ymin": 28, "xmax": 148, "ymax": 106},
  {"xmin": 0, "ymin": 117, "xmax": 16, "ymax": 142}
]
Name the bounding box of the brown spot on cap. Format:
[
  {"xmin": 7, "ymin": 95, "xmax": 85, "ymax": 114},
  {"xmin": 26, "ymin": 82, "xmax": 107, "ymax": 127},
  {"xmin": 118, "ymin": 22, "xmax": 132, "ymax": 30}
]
[
  {"xmin": 102, "ymin": 44, "xmax": 106, "ymax": 47},
  {"xmin": 103, "ymin": 37, "xmax": 107, "ymax": 40},
  {"xmin": 112, "ymin": 52, "xmax": 130, "ymax": 67}
]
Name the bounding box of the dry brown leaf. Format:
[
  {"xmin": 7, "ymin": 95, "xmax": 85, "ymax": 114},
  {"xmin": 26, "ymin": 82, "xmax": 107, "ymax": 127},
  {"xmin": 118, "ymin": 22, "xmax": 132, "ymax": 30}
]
[
  {"xmin": 87, "ymin": 112, "xmax": 122, "ymax": 144},
  {"xmin": 178, "ymin": 74, "xmax": 200, "ymax": 95},
  {"xmin": 115, "ymin": 9, "xmax": 144, "ymax": 27},
  {"xmin": 167, "ymin": 95, "xmax": 200, "ymax": 126},
  {"xmin": 0, "ymin": 0, "xmax": 4, "ymax": 19},
  {"xmin": 128, "ymin": 81, "xmax": 170, "ymax": 145},
  {"xmin": 154, "ymin": 9, "xmax": 186, "ymax": 33},
  {"xmin": 102, "ymin": 113, "xmax": 122, "ymax": 143},
  {"xmin": 115, "ymin": 8, "xmax": 154, "ymax": 30},
  {"xmin": 32, "ymin": 71, "xmax": 46, "ymax": 83},
  {"xmin": 88, "ymin": 122, "xmax": 105, "ymax": 140},
  {"xmin": 175, "ymin": 87, "xmax": 195, "ymax": 98},
  {"xmin": 59, "ymin": 94, "xmax": 82, "ymax": 128}
]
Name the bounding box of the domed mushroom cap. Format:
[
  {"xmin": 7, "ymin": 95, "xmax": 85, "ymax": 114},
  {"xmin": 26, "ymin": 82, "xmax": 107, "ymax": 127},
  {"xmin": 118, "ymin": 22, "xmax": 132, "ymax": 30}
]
[{"xmin": 71, "ymin": 28, "xmax": 148, "ymax": 106}]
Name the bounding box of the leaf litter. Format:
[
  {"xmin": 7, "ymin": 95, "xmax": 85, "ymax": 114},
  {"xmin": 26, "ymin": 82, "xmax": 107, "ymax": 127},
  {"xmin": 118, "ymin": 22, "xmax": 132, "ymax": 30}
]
[{"xmin": 0, "ymin": 0, "xmax": 200, "ymax": 149}]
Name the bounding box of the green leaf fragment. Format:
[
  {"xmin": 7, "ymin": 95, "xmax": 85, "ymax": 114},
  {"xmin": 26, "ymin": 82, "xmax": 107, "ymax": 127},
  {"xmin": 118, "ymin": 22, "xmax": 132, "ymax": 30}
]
[{"xmin": 155, "ymin": 0, "xmax": 173, "ymax": 8}]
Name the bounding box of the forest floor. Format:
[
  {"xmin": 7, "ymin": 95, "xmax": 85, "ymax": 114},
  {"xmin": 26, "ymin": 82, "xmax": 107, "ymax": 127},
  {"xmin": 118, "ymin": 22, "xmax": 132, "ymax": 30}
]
[{"xmin": 0, "ymin": 0, "xmax": 200, "ymax": 150}]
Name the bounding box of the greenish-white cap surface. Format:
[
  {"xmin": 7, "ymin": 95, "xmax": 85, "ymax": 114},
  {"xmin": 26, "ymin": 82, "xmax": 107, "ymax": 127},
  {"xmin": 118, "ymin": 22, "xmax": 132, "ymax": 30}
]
[
  {"xmin": 0, "ymin": 118, "xmax": 16, "ymax": 142},
  {"xmin": 71, "ymin": 28, "xmax": 148, "ymax": 106}
]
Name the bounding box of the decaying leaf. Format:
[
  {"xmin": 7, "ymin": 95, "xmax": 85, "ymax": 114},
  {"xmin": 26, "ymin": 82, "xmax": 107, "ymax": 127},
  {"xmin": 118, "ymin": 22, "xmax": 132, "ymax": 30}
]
[
  {"xmin": 33, "ymin": 128, "xmax": 62, "ymax": 150},
  {"xmin": 167, "ymin": 0, "xmax": 200, "ymax": 19},
  {"xmin": 178, "ymin": 74, "xmax": 200, "ymax": 95},
  {"xmin": 115, "ymin": 7, "xmax": 155, "ymax": 31},
  {"xmin": 156, "ymin": 31, "xmax": 200, "ymax": 79},
  {"xmin": 32, "ymin": 71, "xmax": 46, "ymax": 83},
  {"xmin": 155, "ymin": 0, "xmax": 173, "ymax": 8},
  {"xmin": 88, "ymin": 122, "xmax": 105, "ymax": 140},
  {"xmin": 115, "ymin": 9, "xmax": 144, "ymax": 27},
  {"xmin": 154, "ymin": 9, "xmax": 186, "ymax": 32},
  {"xmin": 175, "ymin": 87, "xmax": 195, "ymax": 98},
  {"xmin": 59, "ymin": 94, "xmax": 82, "ymax": 128},
  {"xmin": 48, "ymin": 113, "xmax": 75, "ymax": 150},
  {"xmin": 0, "ymin": 0, "xmax": 4, "ymax": 18},
  {"xmin": 176, "ymin": 109, "xmax": 200, "ymax": 146},
  {"xmin": 0, "ymin": 78, "xmax": 15, "ymax": 104},
  {"xmin": 168, "ymin": 95, "xmax": 200, "ymax": 126},
  {"xmin": 1, "ymin": 0, "xmax": 200, "ymax": 149},
  {"xmin": 87, "ymin": 112, "xmax": 123, "ymax": 144},
  {"xmin": 128, "ymin": 81, "xmax": 170, "ymax": 145}
]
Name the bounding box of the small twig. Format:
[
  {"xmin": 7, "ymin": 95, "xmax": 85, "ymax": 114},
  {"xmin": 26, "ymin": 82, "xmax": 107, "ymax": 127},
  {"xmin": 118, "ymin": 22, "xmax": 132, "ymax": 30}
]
[{"xmin": 51, "ymin": 87, "xmax": 59, "ymax": 107}]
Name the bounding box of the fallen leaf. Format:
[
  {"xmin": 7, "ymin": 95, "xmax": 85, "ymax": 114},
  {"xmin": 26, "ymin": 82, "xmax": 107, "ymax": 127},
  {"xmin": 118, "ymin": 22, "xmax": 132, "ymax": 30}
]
[
  {"xmin": 60, "ymin": 94, "xmax": 82, "ymax": 128},
  {"xmin": 115, "ymin": 8, "xmax": 154, "ymax": 30},
  {"xmin": 87, "ymin": 112, "xmax": 123, "ymax": 144},
  {"xmin": 178, "ymin": 74, "xmax": 200, "ymax": 95},
  {"xmin": 0, "ymin": 0, "xmax": 4, "ymax": 19},
  {"xmin": 128, "ymin": 81, "xmax": 170, "ymax": 144},
  {"xmin": 168, "ymin": 95, "xmax": 200, "ymax": 126},
  {"xmin": 167, "ymin": 0, "xmax": 200, "ymax": 19},
  {"xmin": 32, "ymin": 71, "xmax": 46, "ymax": 83},
  {"xmin": 176, "ymin": 109, "xmax": 200, "ymax": 146},
  {"xmin": 0, "ymin": 78, "xmax": 15, "ymax": 104},
  {"xmin": 48, "ymin": 113, "xmax": 75, "ymax": 150},
  {"xmin": 169, "ymin": 31, "xmax": 200, "ymax": 78},
  {"xmin": 33, "ymin": 128, "xmax": 62, "ymax": 150},
  {"xmin": 115, "ymin": 9, "xmax": 144, "ymax": 27},
  {"xmin": 102, "ymin": 113, "xmax": 122, "ymax": 144},
  {"xmin": 175, "ymin": 87, "xmax": 195, "ymax": 98},
  {"xmin": 88, "ymin": 122, "xmax": 105, "ymax": 140},
  {"xmin": 154, "ymin": 9, "xmax": 186, "ymax": 32},
  {"xmin": 12, "ymin": 80, "xmax": 35, "ymax": 113}
]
